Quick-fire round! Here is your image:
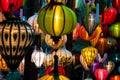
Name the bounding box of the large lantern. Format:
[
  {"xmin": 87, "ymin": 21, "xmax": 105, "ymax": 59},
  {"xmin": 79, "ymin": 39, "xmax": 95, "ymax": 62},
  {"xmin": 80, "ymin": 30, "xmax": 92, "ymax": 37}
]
[
  {"xmin": 94, "ymin": 68, "xmax": 108, "ymax": 80},
  {"xmin": 0, "ymin": 16, "xmax": 34, "ymax": 71},
  {"xmin": 81, "ymin": 46, "xmax": 98, "ymax": 66},
  {"xmin": 38, "ymin": 0, "xmax": 77, "ymax": 37}
]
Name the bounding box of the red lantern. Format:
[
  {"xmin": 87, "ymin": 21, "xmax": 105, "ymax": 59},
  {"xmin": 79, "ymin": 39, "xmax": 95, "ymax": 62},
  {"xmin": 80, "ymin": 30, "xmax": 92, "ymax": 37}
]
[
  {"xmin": 112, "ymin": 0, "xmax": 120, "ymax": 9},
  {"xmin": 110, "ymin": 75, "xmax": 120, "ymax": 80},
  {"xmin": 0, "ymin": 0, "xmax": 23, "ymax": 12},
  {"xmin": 94, "ymin": 68, "xmax": 108, "ymax": 80}
]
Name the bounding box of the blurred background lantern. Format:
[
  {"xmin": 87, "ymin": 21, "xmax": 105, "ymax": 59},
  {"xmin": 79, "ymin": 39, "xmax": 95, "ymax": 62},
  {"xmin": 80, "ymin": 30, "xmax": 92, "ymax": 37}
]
[
  {"xmin": 17, "ymin": 58, "xmax": 25, "ymax": 75},
  {"xmin": 0, "ymin": 54, "xmax": 9, "ymax": 72},
  {"xmin": 52, "ymin": 46, "xmax": 72, "ymax": 67},
  {"xmin": 112, "ymin": 0, "xmax": 120, "ymax": 9},
  {"xmin": 110, "ymin": 75, "xmax": 120, "ymax": 80},
  {"xmin": 95, "ymin": 34, "xmax": 108, "ymax": 56},
  {"xmin": 38, "ymin": 0, "xmax": 77, "ymax": 37},
  {"xmin": 81, "ymin": 46, "xmax": 98, "ymax": 67},
  {"xmin": 104, "ymin": 61, "xmax": 115, "ymax": 74},
  {"xmin": 94, "ymin": 68, "xmax": 108, "ymax": 80},
  {"xmin": 109, "ymin": 23, "xmax": 120, "ymax": 38},
  {"xmin": 90, "ymin": 62, "xmax": 99, "ymax": 74},
  {"xmin": 96, "ymin": 53, "xmax": 108, "ymax": 63},
  {"xmin": 31, "ymin": 47, "xmax": 46, "ymax": 68},
  {"xmin": 0, "ymin": 9, "xmax": 34, "ymax": 71},
  {"xmin": 0, "ymin": 12, "xmax": 5, "ymax": 22},
  {"xmin": 45, "ymin": 34, "xmax": 67, "ymax": 49},
  {"xmin": 0, "ymin": 0, "xmax": 23, "ymax": 12},
  {"xmin": 107, "ymin": 37, "xmax": 117, "ymax": 50}
]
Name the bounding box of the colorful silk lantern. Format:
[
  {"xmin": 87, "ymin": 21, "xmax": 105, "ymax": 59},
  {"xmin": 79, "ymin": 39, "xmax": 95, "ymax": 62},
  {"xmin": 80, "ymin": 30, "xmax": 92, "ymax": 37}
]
[
  {"xmin": 81, "ymin": 46, "xmax": 98, "ymax": 66},
  {"xmin": 94, "ymin": 68, "xmax": 109, "ymax": 80},
  {"xmin": 112, "ymin": 0, "xmax": 120, "ymax": 9},
  {"xmin": 45, "ymin": 34, "xmax": 67, "ymax": 49},
  {"xmin": 110, "ymin": 75, "xmax": 120, "ymax": 80},
  {"xmin": 109, "ymin": 23, "xmax": 120, "ymax": 38},
  {"xmin": 31, "ymin": 47, "xmax": 46, "ymax": 68},
  {"xmin": 104, "ymin": 61, "xmax": 115, "ymax": 74},
  {"xmin": 95, "ymin": 36, "xmax": 108, "ymax": 55},
  {"xmin": 0, "ymin": 12, "xmax": 34, "ymax": 71},
  {"xmin": 0, "ymin": 0, "xmax": 23, "ymax": 12},
  {"xmin": 38, "ymin": 0, "xmax": 77, "ymax": 37}
]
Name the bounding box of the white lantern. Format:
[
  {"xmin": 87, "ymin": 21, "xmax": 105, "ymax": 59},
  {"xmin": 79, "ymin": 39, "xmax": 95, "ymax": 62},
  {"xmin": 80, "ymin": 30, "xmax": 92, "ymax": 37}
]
[{"xmin": 31, "ymin": 47, "xmax": 46, "ymax": 68}]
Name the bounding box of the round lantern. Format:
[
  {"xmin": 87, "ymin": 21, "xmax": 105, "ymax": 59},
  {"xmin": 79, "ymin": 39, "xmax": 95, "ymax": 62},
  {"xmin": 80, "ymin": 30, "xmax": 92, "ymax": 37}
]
[
  {"xmin": 104, "ymin": 61, "xmax": 115, "ymax": 74},
  {"xmin": 38, "ymin": 0, "xmax": 77, "ymax": 37},
  {"xmin": 0, "ymin": 0, "xmax": 23, "ymax": 12},
  {"xmin": 0, "ymin": 17, "xmax": 34, "ymax": 71},
  {"xmin": 0, "ymin": 54, "xmax": 9, "ymax": 71},
  {"xmin": 95, "ymin": 36, "xmax": 108, "ymax": 56},
  {"xmin": 110, "ymin": 75, "xmax": 120, "ymax": 80},
  {"xmin": 45, "ymin": 34, "xmax": 67, "ymax": 49},
  {"xmin": 94, "ymin": 68, "xmax": 109, "ymax": 80},
  {"xmin": 17, "ymin": 58, "xmax": 25, "ymax": 75},
  {"xmin": 52, "ymin": 46, "xmax": 72, "ymax": 67},
  {"xmin": 81, "ymin": 46, "xmax": 98, "ymax": 66},
  {"xmin": 109, "ymin": 23, "xmax": 120, "ymax": 38},
  {"xmin": 27, "ymin": 13, "xmax": 45, "ymax": 35},
  {"xmin": 31, "ymin": 47, "xmax": 46, "ymax": 68}
]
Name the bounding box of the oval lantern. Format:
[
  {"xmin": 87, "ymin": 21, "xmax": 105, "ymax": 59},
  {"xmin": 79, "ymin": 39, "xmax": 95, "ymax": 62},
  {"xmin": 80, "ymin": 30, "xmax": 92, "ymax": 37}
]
[
  {"xmin": 38, "ymin": 0, "xmax": 77, "ymax": 37},
  {"xmin": 27, "ymin": 13, "xmax": 45, "ymax": 35},
  {"xmin": 0, "ymin": 0, "xmax": 23, "ymax": 12},
  {"xmin": 94, "ymin": 68, "xmax": 108, "ymax": 80},
  {"xmin": 110, "ymin": 75, "xmax": 120, "ymax": 80},
  {"xmin": 52, "ymin": 46, "xmax": 72, "ymax": 67},
  {"xmin": 109, "ymin": 23, "xmax": 120, "ymax": 38},
  {"xmin": 0, "ymin": 17, "xmax": 34, "ymax": 71},
  {"xmin": 45, "ymin": 34, "xmax": 67, "ymax": 49},
  {"xmin": 81, "ymin": 46, "xmax": 98, "ymax": 67},
  {"xmin": 31, "ymin": 47, "xmax": 46, "ymax": 68},
  {"xmin": 104, "ymin": 61, "xmax": 115, "ymax": 74}
]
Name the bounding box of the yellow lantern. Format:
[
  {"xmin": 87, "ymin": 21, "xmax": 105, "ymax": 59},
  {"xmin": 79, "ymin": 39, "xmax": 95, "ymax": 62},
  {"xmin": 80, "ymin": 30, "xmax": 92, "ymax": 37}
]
[
  {"xmin": 0, "ymin": 55, "xmax": 9, "ymax": 71},
  {"xmin": 81, "ymin": 46, "xmax": 98, "ymax": 66}
]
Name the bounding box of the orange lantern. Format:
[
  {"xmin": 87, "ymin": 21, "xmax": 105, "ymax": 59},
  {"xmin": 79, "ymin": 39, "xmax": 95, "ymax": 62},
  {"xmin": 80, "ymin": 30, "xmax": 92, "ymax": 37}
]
[
  {"xmin": 81, "ymin": 46, "xmax": 98, "ymax": 67},
  {"xmin": 110, "ymin": 75, "xmax": 120, "ymax": 80}
]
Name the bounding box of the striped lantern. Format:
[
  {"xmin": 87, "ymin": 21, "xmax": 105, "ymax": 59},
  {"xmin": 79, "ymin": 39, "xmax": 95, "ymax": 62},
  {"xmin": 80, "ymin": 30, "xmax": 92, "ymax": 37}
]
[
  {"xmin": 0, "ymin": 17, "xmax": 34, "ymax": 71},
  {"xmin": 38, "ymin": 0, "xmax": 77, "ymax": 37}
]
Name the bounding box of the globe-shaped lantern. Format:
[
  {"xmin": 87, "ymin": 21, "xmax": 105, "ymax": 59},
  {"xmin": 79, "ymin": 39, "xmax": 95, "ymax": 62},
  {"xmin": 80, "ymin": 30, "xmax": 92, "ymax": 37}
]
[
  {"xmin": 94, "ymin": 68, "xmax": 109, "ymax": 80},
  {"xmin": 81, "ymin": 46, "xmax": 98, "ymax": 67},
  {"xmin": 0, "ymin": 16, "xmax": 34, "ymax": 71},
  {"xmin": 38, "ymin": 0, "xmax": 77, "ymax": 37}
]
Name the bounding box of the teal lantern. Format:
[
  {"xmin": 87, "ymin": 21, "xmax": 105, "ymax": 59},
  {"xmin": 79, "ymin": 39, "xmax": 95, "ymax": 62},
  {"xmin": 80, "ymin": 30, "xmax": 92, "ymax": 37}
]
[
  {"xmin": 38, "ymin": 0, "xmax": 77, "ymax": 37},
  {"xmin": 109, "ymin": 23, "xmax": 120, "ymax": 38}
]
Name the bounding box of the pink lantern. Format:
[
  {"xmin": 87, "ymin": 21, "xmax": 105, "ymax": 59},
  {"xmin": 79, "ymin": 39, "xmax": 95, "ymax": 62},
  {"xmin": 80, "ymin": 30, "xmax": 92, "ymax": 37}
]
[{"xmin": 94, "ymin": 68, "xmax": 108, "ymax": 80}]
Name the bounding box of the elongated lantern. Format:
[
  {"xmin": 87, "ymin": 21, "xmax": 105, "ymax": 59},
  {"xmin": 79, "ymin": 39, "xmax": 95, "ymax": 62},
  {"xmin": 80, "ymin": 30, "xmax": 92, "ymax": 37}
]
[{"xmin": 38, "ymin": 0, "xmax": 77, "ymax": 37}]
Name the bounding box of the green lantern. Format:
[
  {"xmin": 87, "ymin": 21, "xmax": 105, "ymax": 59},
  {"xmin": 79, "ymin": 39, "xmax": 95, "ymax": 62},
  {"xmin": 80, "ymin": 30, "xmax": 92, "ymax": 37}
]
[
  {"xmin": 109, "ymin": 23, "xmax": 120, "ymax": 38},
  {"xmin": 38, "ymin": 0, "xmax": 77, "ymax": 37}
]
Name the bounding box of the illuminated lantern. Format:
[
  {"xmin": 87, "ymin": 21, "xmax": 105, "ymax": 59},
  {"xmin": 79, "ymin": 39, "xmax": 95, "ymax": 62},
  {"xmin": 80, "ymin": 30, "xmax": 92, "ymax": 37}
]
[
  {"xmin": 95, "ymin": 36, "xmax": 108, "ymax": 56},
  {"xmin": 0, "ymin": 54, "xmax": 9, "ymax": 71},
  {"xmin": 110, "ymin": 75, "xmax": 120, "ymax": 80},
  {"xmin": 46, "ymin": 66, "xmax": 65, "ymax": 75},
  {"xmin": 104, "ymin": 61, "xmax": 115, "ymax": 74},
  {"xmin": 45, "ymin": 34, "xmax": 67, "ymax": 49},
  {"xmin": 27, "ymin": 13, "xmax": 45, "ymax": 35},
  {"xmin": 112, "ymin": 0, "xmax": 120, "ymax": 9},
  {"xmin": 94, "ymin": 68, "xmax": 108, "ymax": 80},
  {"xmin": 52, "ymin": 46, "xmax": 72, "ymax": 67},
  {"xmin": 81, "ymin": 46, "xmax": 98, "ymax": 66},
  {"xmin": 0, "ymin": 12, "xmax": 5, "ymax": 22},
  {"xmin": 0, "ymin": 11, "xmax": 34, "ymax": 71},
  {"xmin": 0, "ymin": 0, "xmax": 23, "ymax": 12},
  {"xmin": 109, "ymin": 23, "xmax": 120, "ymax": 38},
  {"xmin": 31, "ymin": 47, "xmax": 46, "ymax": 68},
  {"xmin": 38, "ymin": 0, "xmax": 77, "ymax": 37},
  {"xmin": 17, "ymin": 58, "xmax": 25, "ymax": 75}
]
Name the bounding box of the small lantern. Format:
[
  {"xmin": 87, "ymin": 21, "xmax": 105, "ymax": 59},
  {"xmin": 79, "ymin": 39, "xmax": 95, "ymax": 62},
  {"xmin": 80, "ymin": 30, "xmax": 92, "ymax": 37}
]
[
  {"xmin": 110, "ymin": 75, "xmax": 120, "ymax": 80},
  {"xmin": 94, "ymin": 68, "xmax": 108, "ymax": 80},
  {"xmin": 81, "ymin": 46, "xmax": 98, "ymax": 66},
  {"xmin": 31, "ymin": 47, "xmax": 46, "ymax": 68},
  {"xmin": 38, "ymin": 0, "xmax": 77, "ymax": 37}
]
